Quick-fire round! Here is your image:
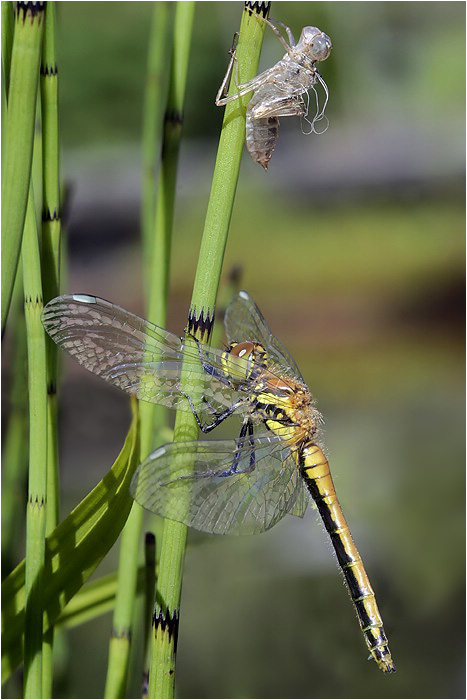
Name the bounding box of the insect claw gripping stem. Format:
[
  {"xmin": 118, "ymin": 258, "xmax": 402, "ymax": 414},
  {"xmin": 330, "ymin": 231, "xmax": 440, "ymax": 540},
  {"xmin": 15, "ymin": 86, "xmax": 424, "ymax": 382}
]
[{"xmin": 230, "ymin": 32, "xmax": 239, "ymax": 56}]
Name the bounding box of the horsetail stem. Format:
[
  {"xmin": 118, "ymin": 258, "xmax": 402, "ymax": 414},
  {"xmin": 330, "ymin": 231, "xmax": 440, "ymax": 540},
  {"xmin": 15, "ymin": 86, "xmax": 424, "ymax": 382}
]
[
  {"xmin": 39, "ymin": 4, "xmax": 61, "ymax": 693},
  {"xmin": 141, "ymin": 2, "xmax": 172, "ymax": 292},
  {"xmin": 144, "ymin": 2, "xmax": 196, "ymax": 697},
  {"xmin": 105, "ymin": 4, "xmax": 177, "ymax": 697},
  {"xmin": 22, "ymin": 185, "xmax": 48, "ymax": 698},
  {"xmin": 2, "ymin": 2, "xmax": 45, "ymax": 331},
  {"xmin": 149, "ymin": 4, "xmax": 270, "ymax": 698}
]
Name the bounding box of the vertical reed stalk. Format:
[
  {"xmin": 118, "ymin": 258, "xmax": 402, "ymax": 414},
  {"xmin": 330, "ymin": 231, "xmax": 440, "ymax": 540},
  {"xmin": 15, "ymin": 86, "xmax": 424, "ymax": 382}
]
[
  {"xmin": 39, "ymin": 3, "xmax": 61, "ymax": 694},
  {"xmin": 149, "ymin": 4, "xmax": 270, "ymax": 698},
  {"xmin": 145, "ymin": 3, "xmax": 196, "ymax": 697},
  {"xmin": 141, "ymin": 1, "xmax": 172, "ymax": 290},
  {"xmin": 1, "ymin": 1, "xmax": 14, "ymax": 168},
  {"xmin": 22, "ymin": 185, "xmax": 48, "ymax": 698},
  {"xmin": 142, "ymin": 532, "xmax": 156, "ymax": 697},
  {"xmin": 1, "ymin": 0, "xmax": 15, "ymax": 98},
  {"xmin": 104, "ymin": 4, "xmax": 177, "ymax": 697},
  {"xmin": 2, "ymin": 2, "xmax": 45, "ymax": 331},
  {"xmin": 1, "ymin": 277, "xmax": 28, "ymax": 571},
  {"xmin": 104, "ymin": 505, "xmax": 143, "ymax": 699},
  {"xmin": 141, "ymin": 0, "xmax": 192, "ymax": 470}
]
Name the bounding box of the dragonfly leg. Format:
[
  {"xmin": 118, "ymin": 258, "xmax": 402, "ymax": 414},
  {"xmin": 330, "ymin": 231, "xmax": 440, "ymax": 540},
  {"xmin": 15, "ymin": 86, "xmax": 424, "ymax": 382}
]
[
  {"xmin": 185, "ymin": 331, "xmax": 235, "ymax": 388},
  {"xmin": 166, "ymin": 420, "xmax": 256, "ymax": 485},
  {"xmin": 215, "ymin": 33, "xmax": 241, "ymax": 106},
  {"xmin": 233, "ymin": 419, "xmax": 255, "ymax": 473},
  {"xmin": 269, "ymin": 18, "xmax": 296, "ymax": 48},
  {"xmin": 212, "ymin": 419, "xmax": 256, "ymax": 478},
  {"xmin": 215, "ymin": 35, "xmax": 271, "ymax": 106},
  {"xmin": 253, "ymin": 14, "xmax": 295, "ymax": 51},
  {"xmin": 180, "ymin": 389, "xmax": 244, "ymax": 433}
]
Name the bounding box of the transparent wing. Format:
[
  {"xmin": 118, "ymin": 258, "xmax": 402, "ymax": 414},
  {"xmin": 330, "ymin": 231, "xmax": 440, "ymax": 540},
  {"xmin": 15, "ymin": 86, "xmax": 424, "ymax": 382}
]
[
  {"xmin": 41, "ymin": 294, "xmax": 255, "ymax": 415},
  {"xmin": 131, "ymin": 431, "xmax": 309, "ymax": 535},
  {"xmin": 224, "ymin": 290, "xmax": 305, "ymax": 383}
]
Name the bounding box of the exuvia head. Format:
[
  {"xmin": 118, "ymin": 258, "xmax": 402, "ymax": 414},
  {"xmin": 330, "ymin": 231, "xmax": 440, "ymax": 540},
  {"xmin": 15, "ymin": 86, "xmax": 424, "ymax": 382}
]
[{"xmin": 297, "ymin": 26, "xmax": 332, "ymax": 62}]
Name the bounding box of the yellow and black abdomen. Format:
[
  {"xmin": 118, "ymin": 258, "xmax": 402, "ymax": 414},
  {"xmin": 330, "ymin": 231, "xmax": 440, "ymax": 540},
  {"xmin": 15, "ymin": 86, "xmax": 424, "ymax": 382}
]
[{"xmin": 300, "ymin": 442, "xmax": 395, "ymax": 673}]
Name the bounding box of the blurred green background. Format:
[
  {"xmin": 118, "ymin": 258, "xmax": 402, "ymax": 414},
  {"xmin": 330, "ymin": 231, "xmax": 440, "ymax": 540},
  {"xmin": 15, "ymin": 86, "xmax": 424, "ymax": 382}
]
[{"xmin": 4, "ymin": 1, "xmax": 465, "ymax": 698}]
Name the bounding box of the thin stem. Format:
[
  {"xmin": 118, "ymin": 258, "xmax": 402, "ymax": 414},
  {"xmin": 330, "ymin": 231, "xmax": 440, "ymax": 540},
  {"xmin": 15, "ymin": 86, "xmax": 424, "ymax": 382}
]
[
  {"xmin": 104, "ymin": 4, "xmax": 175, "ymax": 697},
  {"xmin": 149, "ymin": 4, "xmax": 270, "ymax": 698},
  {"xmin": 1, "ymin": 275, "xmax": 28, "ymax": 572},
  {"xmin": 146, "ymin": 3, "xmax": 196, "ymax": 697},
  {"xmin": 0, "ymin": 6, "xmax": 28, "ymax": 574},
  {"xmin": 39, "ymin": 4, "xmax": 61, "ymax": 694},
  {"xmin": 142, "ymin": 532, "xmax": 156, "ymax": 697},
  {"xmin": 2, "ymin": 401, "xmax": 140, "ymax": 686},
  {"xmin": 1, "ymin": 1, "xmax": 15, "ymax": 96},
  {"xmin": 2, "ymin": 2, "xmax": 45, "ymax": 332},
  {"xmin": 104, "ymin": 511, "xmax": 143, "ymax": 699},
  {"xmin": 141, "ymin": 1, "xmax": 172, "ymax": 291},
  {"xmin": 22, "ymin": 185, "xmax": 48, "ymax": 698}
]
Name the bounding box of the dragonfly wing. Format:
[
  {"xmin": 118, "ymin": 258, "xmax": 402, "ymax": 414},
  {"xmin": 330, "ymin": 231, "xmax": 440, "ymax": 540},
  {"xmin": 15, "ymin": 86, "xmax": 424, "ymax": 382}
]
[
  {"xmin": 41, "ymin": 294, "xmax": 241, "ymax": 414},
  {"xmin": 288, "ymin": 479, "xmax": 309, "ymax": 518},
  {"xmin": 131, "ymin": 432, "xmax": 308, "ymax": 535},
  {"xmin": 224, "ymin": 290, "xmax": 305, "ymax": 383}
]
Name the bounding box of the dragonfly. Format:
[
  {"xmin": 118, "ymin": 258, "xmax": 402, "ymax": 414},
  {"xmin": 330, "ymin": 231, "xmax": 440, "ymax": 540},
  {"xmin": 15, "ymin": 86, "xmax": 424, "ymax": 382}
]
[
  {"xmin": 41, "ymin": 290, "xmax": 395, "ymax": 673},
  {"xmin": 216, "ymin": 15, "xmax": 332, "ymax": 169}
]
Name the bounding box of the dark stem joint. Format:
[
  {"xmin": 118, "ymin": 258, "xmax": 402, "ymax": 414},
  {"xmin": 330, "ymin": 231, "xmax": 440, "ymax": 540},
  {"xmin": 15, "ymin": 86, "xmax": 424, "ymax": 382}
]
[
  {"xmin": 28, "ymin": 494, "xmax": 46, "ymax": 507},
  {"xmin": 153, "ymin": 607, "xmax": 180, "ymax": 650},
  {"xmin": 245, "ymin": 1, "xmax": 271, "ymax": 18},
  {"xmin": 24, "ymin": 294, "xmax": 44, "ymax": 306},
  {"xmin": 186, "ymin": 305, "xmax": 214, "ymax": 340},
  {"xmin": 40, "ymin": 63, "xmax": 58, "ymax": 77},
  {"xmin": 17, "ymin": 2, "xmax": 46, "ymax": 22},
  {"xmin": 164, "ymin": 108, "xmax": 184, "ymax": 127},
  {"xmin": 111, "ymin": 626, "xmax": 131, "ymax": 641},
  {"xmin": 42, "ymin": 208, "xmax": 61, "ymax": 222}
]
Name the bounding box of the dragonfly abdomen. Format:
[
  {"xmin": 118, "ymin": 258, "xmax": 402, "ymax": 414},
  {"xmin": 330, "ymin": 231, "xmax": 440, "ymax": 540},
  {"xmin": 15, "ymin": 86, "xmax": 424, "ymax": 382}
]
[
  {"xmin": 300, "ymin": 443, "xmax": 396, "ymax": 673},
  {"xmin": 245, "ymin": 112, "xmax": 279, "ymax": 171}
]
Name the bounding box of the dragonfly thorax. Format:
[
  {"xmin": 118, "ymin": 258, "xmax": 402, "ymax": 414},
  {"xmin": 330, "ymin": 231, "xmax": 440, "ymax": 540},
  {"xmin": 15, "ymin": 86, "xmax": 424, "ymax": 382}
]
[{"xmin": 253, "ymin": 374, "xmax": 322, "ymax": 447}]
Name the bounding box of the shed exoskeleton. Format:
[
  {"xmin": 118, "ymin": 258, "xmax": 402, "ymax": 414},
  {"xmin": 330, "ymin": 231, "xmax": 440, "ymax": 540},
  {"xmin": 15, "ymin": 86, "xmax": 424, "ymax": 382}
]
[{"xmin": 216, "ymin": 15, "xmax": 332, "ymax": 169}]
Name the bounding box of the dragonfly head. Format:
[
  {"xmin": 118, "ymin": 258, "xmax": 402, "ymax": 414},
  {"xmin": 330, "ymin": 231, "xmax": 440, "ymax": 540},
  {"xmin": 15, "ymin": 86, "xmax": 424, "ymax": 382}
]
[
  {"xmin": 297, "ymin": 27, "xmax": 332, "ymax": 63},
  {"xmin": 222, "ymin": 341, "xmax": 266, "ymax": 382}
]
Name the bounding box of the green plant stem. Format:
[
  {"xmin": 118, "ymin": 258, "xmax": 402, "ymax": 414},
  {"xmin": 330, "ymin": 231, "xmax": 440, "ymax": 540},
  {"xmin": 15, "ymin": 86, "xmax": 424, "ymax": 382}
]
[
  {"xmin": 146, "ymin": 3, "xmax": 196, "ymax": 698},
  {"xmin": 141, "ymin": 1, "xmax": 172, "ymax": 289},
  {"xmin": 22, "ymin": 185, "xmax": 48, "ymax": 698},
  {"xmin": 41, "ymin": 0, "xmax": 61, "ymax": 311},
  {"xmin": 2, "ymin": 2, "xmax": 45, "ymax": 332},
  {"xmin": 104, "ymin": 5, "xmax": 175, "ymax": 697},
  {"xmin": 1, "ymin": 1, "xmax": 15, "ymax": 96},
  {"xmin": 140, "ymin": 0, "xmax": 190, "ymax": 485},
  {"xmin": 149, "ymin": 4, "xmax": 269, "ymax": 698},
  {"xmin": 143, "ymin": 533, "xmax": 156, "ymax": 694},
  {"xmin": 1, "ymin": 274, "xmax": 28, "ymax": 572},
  {"xmin": 39, "ymin": 4, "xmax": 61, "ymax": 692},
  {"xmin": 104, "ymin": 511, "xmax": 143, "ymax": 699},
  {"xmin": 2, "ymin": 402, "xmax": 140, "ymax": 685}
]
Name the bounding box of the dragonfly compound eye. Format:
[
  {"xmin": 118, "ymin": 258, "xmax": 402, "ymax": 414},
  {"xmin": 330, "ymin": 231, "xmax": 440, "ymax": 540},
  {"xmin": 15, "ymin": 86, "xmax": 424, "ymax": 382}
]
[
  {"xmin": 310, "ymin": 34, "xmax": 332, "ymax": 61},
  {"xmin": 223, "ymin": 342, "xmax": 256, "ymax": 381},
  {"xmin": 299, "ymin": 27, "xmax": 332, "ymax": 62}
]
